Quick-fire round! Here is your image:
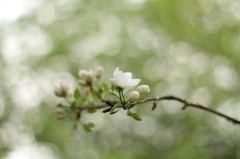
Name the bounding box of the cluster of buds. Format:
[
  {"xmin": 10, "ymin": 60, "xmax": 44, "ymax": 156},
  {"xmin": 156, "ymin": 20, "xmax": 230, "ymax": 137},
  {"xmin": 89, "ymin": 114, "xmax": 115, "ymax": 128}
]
[
  {"xmin": 110, "ymin": 67, "xmax": 150, "ymax": 103},
  {"xmin": 78, "ymin": 66, "xmax": 104, "ymax": 86},
  {"xmin": 54, "ymin": 82, "xmax": 70, "ymax": 97},
  {"xmin": 129, "ymin": 85, "xmax": 150, "ymax": 102}
]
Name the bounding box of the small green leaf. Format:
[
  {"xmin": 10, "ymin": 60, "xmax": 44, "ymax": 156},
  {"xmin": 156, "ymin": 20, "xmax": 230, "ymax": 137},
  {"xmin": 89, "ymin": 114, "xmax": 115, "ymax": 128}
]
[
  {"xmin": 132, "ymin": 113, "xmax": 142, "ymax": 121},
  {"xmin": 127, "ymin": 111, "xmax": 132, "ymax": 117},
  {"xmin": 123, "ymin": 86, "xmax": 133, "ymax": 96},
  {"xmin": 74, "ymin": 88, "xmax": 81, "ymax": 100},
  {"xmin": 70, "ymin": 101, "xmax": 77, "ymax": 111},
  {"xmin": 102, "ymin": 82, "xmax": 109, "ymax": 91},
  {"xmin": 87, "ymin": 108, "xmax": 98, "ymax": 113},
  {"xmin": 91, "ymin": 87, "xmax": 99, "ymax": 97},
  {"xmin": 136, "ymin": 97, "xmax": 147, "ymax": 103},
  {"xmin": 110, "ymin": 103, "xmax": 120, "ymax": 115},
  {"xmin": 83, "ymin": 124, "xmax": 92, "ymax": 132}
]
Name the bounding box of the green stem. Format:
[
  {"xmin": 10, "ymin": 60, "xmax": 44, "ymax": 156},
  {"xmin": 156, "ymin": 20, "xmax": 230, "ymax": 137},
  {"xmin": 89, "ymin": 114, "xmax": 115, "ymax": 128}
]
[
  {"xmin": 121, "ymin": 90, "xmax": 126, "ymax": 104},
  {"xmin": 118, "ymin": 90, "xmax": 124, "ymax": 106}
]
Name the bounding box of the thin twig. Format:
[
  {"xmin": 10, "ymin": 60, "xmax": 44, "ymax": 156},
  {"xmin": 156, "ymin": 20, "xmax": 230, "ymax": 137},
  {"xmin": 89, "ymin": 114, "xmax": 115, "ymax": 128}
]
[{"xmin": 79, "ymin": 95, "xmax": 240, "ymax": 125}]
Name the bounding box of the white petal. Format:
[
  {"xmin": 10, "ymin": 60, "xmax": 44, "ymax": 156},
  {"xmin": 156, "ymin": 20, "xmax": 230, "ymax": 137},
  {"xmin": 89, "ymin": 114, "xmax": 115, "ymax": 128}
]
[
  {"xmin": 110, "ymin": 78, "xmax": 117, "ymax": 87},
  {"xmin": 115, "ymin": 71, "xmax": 128, "ymax": 88},
  {"xmin": 124, "ymin": 72, "xmax": 132, "ymax": 79},
  {"xmin": 127, "ymin": 79, "xmax": 141, "ymax": 87},
  {"xmin": 113, "ymin": 67, "xmax": 119, "ymax": 76}
]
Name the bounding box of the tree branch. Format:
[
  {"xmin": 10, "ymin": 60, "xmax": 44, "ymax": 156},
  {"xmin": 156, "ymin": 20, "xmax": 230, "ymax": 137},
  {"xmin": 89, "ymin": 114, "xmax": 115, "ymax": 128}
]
[{"xmin": 79, "ymin": 95, "xmax": 240, "ymax": 125}]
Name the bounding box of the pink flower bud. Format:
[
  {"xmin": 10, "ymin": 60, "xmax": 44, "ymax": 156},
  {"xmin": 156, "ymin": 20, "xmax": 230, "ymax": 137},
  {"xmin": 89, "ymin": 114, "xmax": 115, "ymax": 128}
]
[
  {"xmin": 56, "ymin": 108, "xmax": 63, "ymax": 114},
  {"xmin": 54, "ymin": 87, "xmax": 63, "ymax": 97},
  {"xmin": 61, "ymin": 82, "xmax": 69, "ymax": 94},
  {"xmin": 84, "ymin": 86, "xmax": 91, "ymax": 93}
]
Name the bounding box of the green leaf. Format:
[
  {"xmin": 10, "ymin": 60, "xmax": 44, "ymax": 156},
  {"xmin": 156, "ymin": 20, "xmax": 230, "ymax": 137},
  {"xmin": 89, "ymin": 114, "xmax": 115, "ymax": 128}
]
[
  {"xmin": 136, "ymin": 97, "xmax": 147, "ymax": 103},
  {"xmin": 91, "ymin": 87, "xmax": 99, "ymax": 97},
  {"xmin": 83, "ymin": 124, "xmax": 92, "ymax": 132},
  {"xmin": 110, "ymin": 103, "xmax": 120, "ymax": 115},
  {"xmin": 102, "ymin": 82, "xmax": 109, "ymax": 91},
  {"xmin": 70, "ymin": 101, "xmax": 77, "ymax": 111},
  {"xmin": 74, "ymin": 88, "xmax": 81, "ymax": 100},
  {"xmin": 127, "ymin": 111, "xmax": 132, "ymax": 117},
  {"xmin": 87, "ymin": 108, "xmax": 98, "ymax": 113},
  {"xmin": 132, "ymin": 113, "xmax": 142, "ymax": 121},
  {"xmin": 123, "ymin": 86, "xmax": 133, "ymax": 96}
]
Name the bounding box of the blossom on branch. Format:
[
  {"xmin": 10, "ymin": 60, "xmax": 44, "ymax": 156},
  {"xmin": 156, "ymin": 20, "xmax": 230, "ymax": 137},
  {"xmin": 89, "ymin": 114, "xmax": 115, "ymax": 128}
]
[{"xmin": 110, "ymin": 67, "xmax": 141, "ymax": 89}]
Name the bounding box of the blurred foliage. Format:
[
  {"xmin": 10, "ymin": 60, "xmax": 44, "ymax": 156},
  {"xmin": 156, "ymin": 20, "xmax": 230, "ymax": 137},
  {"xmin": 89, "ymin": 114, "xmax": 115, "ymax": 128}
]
[{"xmin": 1, "ymin": 0, "xmax": 240, "ymax": 158}]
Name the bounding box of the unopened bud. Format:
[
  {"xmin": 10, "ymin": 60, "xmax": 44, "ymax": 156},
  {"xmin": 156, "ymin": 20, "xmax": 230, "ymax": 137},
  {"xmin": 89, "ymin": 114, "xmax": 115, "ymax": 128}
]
[
  {"xmin": 78, "ymin": 79, "xmax": 87, "ymax": 86},
  {"xmin": 61, "ymin": 82, "xmax": 69, "ymax": 95},
  {"xmin": 84, "ymin": 86, "xmax": 91, "ymax": 93},
  {"xmin": 136, "ymin": 85, "xmax": 150, "ymax": 94},
  {"xmin": 56, "ymin": 108, "xmax": 63, "ymax": 114},
  {"xmin": 79, "ymin": 70, "xmax": 89, "ymax": 81},
  {"xmin": 88, "ymin": 121, "xmax": 95, "ymax": 128},
  {"xmin": 129, "ymin": 91, "xmax": 140, "ymax": 102},
  {"xmin": 86, "ymin": 70, "xmax": 95, "ymax": 82},
  {"xmin": 57, "ymin": 114, "xmax": 64, "ymax": 119},
  {"xmin": 54, "ymin": 87, "xmax": 63, "ymax": 97},
  {"xmin": 96, "ymin": 66, "xmax": 104, "ymax": 78}
]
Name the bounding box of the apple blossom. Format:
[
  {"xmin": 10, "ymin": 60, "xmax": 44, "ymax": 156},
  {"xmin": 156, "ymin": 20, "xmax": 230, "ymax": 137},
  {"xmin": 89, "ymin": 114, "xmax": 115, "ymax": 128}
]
[{"xmin": 110, "ymin": 67, "xmax": 141, "ymax": 89}]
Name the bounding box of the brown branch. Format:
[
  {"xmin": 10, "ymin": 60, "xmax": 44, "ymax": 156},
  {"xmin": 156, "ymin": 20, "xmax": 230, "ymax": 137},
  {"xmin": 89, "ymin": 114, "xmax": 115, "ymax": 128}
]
[{"xmin": 79, "ymin": 95, "xmax": 240, "ymax": 125}]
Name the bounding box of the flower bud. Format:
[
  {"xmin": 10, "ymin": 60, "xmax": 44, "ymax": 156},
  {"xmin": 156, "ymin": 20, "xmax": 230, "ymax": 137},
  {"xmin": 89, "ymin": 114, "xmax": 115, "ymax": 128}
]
[
  {"xmin": 78, "ymin": 79, "xmax": 87, "ymax": 86},
  {"xmin": 56, "ymin": 108, "xmax": 63, "ymax": 114},
  {"xmin": 129, "ymin": 91, "xmax": 140, "ymax": 102},
  {"xmin": 86, "ymin": 70, "xmax": 95, "ymax": 82},
  {"xmin": 54, "ymin": 87, "xmax": 63, "ymax": 97},
  {"xmin": 96, "ymin": 66, "xmax": 104, "ymax": 78},
  {"xmin": 57, "ymin": 114, "xmax": 64, "ymax": 119},
  {"xmin": 136, "ymin": 85, "xmax": 150, "ymax": 94},
  {"xmin": 84, "ymin": 86, "xmax": 91, "ymax": 93},
  {"xmin": 61, "ymin": 82, "xmax": 69, "ymax": 94},
  {"xmin": 88, "ymin": 121, "xmax": 95, "ymax": 128},
  {"xmin": 79, "ymin": 70, "xmax": 89, "ymax": 81}
]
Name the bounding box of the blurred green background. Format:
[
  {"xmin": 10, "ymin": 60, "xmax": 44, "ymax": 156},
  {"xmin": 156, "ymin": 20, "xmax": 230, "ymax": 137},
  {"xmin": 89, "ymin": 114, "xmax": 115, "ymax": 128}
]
[{"xmin": 1, "ymin": 0, "xmax": 240, "ymax": 158}]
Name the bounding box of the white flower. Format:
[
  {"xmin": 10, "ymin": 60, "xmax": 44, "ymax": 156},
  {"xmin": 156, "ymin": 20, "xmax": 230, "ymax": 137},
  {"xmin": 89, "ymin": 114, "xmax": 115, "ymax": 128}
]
[
  {"xmin": 129, "ymin": 91, "xmax": 140, "ymax": 102},
  {"xmin": 110, "ymin": 67, "xmax": 141, "ymax": 88},
  {"xmin": 136, "ymin": 85, "xmax": 150, "ymax": 94}
]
